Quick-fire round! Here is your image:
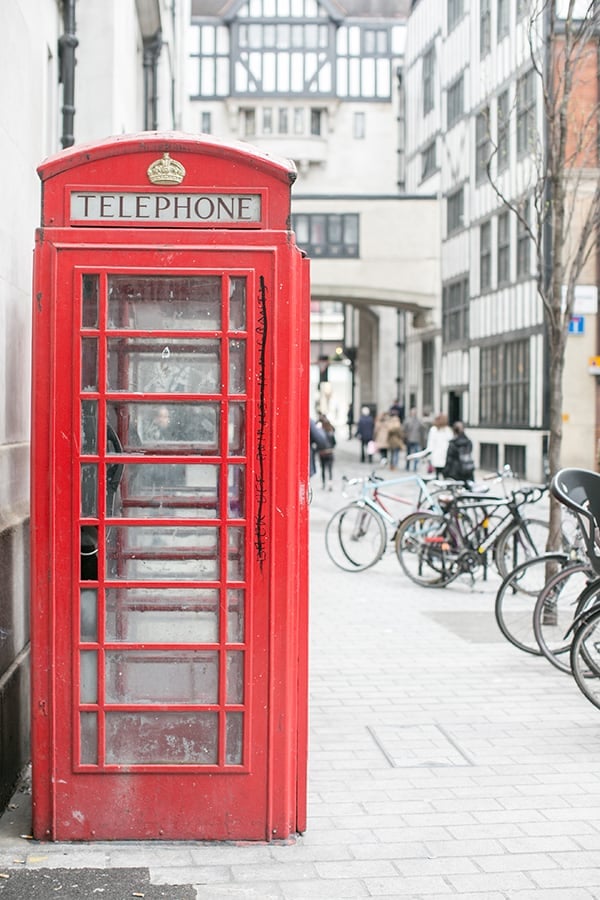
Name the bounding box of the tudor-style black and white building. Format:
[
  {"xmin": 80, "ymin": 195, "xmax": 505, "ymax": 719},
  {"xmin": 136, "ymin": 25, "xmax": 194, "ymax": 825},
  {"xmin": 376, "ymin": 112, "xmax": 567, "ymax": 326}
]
[{"xmin": 184, "ymin": 0, "xmax": 439, "ymax": 425}]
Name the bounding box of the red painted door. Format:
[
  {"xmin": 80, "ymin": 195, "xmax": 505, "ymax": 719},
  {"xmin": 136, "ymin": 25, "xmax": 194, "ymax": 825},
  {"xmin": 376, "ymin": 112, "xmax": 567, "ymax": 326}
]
[{"xmin": 48, "ymin": 246, "xmax": 274, "ymax": 839}]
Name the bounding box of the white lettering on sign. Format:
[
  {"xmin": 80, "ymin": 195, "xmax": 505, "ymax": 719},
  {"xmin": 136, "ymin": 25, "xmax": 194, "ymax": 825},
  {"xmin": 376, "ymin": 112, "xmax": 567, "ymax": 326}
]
[{"xmin": 70, "ymin": 192, "xmax": 262, "ymax": 224}]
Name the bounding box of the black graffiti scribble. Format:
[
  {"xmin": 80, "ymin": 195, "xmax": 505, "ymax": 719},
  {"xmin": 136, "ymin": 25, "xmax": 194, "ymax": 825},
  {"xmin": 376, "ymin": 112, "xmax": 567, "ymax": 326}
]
[{"xmin": 254, "ymin": 275, "xmax": 268, "ymax": 569}]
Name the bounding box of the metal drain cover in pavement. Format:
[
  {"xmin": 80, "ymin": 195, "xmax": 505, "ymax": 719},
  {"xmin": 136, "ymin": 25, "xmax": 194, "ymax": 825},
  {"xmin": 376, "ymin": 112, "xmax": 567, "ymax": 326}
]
[
  {"xmin": 368, "ymin": 723, "xmax": 473, "ymax": 768},
  {"xmin": 425, "ymin": 610, "xmax": 505, "ymax": 643}
]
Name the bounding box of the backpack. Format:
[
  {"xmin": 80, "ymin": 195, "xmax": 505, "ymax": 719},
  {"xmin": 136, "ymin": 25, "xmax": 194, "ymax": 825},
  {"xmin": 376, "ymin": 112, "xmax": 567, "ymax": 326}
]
[{"xmin": 457, "ymin": 445, "xmax": 474, "ymax": 477}]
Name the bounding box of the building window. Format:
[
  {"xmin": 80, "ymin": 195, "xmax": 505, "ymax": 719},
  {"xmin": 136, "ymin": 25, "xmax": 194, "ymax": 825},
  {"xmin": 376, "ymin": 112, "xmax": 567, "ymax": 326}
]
[
  {"xmin": 517, "ymin": 198, "xmax": 532, "ymax": 277},
  {"xmin": 262, "ymin": 107, "xmax": 273, "ymax": 134},
  {"xmin": 475, "ymin": 107, "xmax": 490, "ymax": 184},
  {"xmin": 504, "ymin": 339, "xmax": 529, "ymax": 426},
  {"xmin": 423, "ymin": 46, "xmax": 436, "ymax": 116},
  {"xmin": 447, "ymin": 74, "xmax": 464, "ymax": 129},
  {"xmin": 278, "ymin": 108, "xmax": 289, "ymax": 134},
  {"xmin": 517, "ymin": 69, "xmax": 536, "ymax": 156},
  {"xmin": 517, "ymin": 0, "xmax": 530, "ymax": 20},
  {"xmin": 364, "ymin": 28, "xmax": 388, "ymax": 55},
  {"xmin": 480, "ymin": 0, "xmax": 491, "ymax": 56},
  {"xmin": 200, "ymin": 111, "xmax": 212, "ymax": 133},
  {"xmin": 421, "ymin": 139, "xmax": 437, "ymax": 181},
  {"xmin": 241, "ymin": 108, "xmax": 256, "ymax": 136},
  {"xmin": 447, "ymin": 186, "xmax": 464, "ymax": 234},
  {"xmin": 422, "ymin": 340, "xmax": 434, "ymax": 411},
  {"xmin": 480, "ymin": 221, "xmax": 492, "ymax": 291},
  {"xmin": 234, "ymin": 20, "xmax": 334, "ymax": 96},
  {"xmin": 448, "ymin": 0, "xmax": 464, "ymax": 31},
  {"xmin": 497, "ymin": 210, "xmax": 511, "ymax": 285},
  {"xmin": 189, "ymin": 22, "xmax": 230, "ymax": 98},
  {"xmin": 353, "ymin": 112, "xmax": 365, "ymax": 139},
  {"xmin": 310, "ymin": 108, "xmax": 323, "ymax": 136},
  {"xmin": 443, "ymin": 276, "xmax": 469, "ymax": 344},
  {"xmin": 505, "ymin": 444, "xmax": 527, "ymax": 477},
  {"xmin": 293, "ymin": 108, "xmax": 304, "ymax": 134},
  {"xmin": 480, "ymin": 339, "xmax": 529, "ymax": 426},
  {"xmin": 497, "ymin": 0, "xmax": 509, "ymax": 38},
  {"xmin": 292, "ymin": 213, "xmax": 359, "ymax": 258},
  {"xmin": 497, "ymin": 89, "xmax": 510, "ymax": 173},
  {"xmin": 479, "ymin": 442, "xmax": 499, "ymax": 471}
]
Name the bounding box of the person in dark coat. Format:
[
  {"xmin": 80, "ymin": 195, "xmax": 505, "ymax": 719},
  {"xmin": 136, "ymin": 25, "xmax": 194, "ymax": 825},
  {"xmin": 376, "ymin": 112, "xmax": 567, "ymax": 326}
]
[
  {"xmin": 310, "ymin": 417, "xmax": 328, "ymax": 477},
  {"xmin": 443, "ymin": 421, "xmax": 475, "ymax": 484},
  {"xmin": 355, "ymin": 406, "xmax": 375, "ymax": 463}
]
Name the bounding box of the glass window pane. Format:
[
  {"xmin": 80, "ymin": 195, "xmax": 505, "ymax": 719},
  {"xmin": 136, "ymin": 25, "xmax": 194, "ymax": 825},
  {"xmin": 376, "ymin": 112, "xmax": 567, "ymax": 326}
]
[
  {"xmin": 228, "ymin": 527, "xmax": 245, "ymax": 580},
  {"xmin": 227, "ymin": 589, "xmax": 245, "ymax": 642},
  {"xmin": 229, "ymin": 340, "xmax": 246, "ymax": 394},
  {"xmin": 228, "ymin": 403, "xmax": 246, "ymax": 454},
  {"xmin": 226, "ymin": 651, "xmax": 244, "ymax": 704},
  {"xmin": 108, "ymin": 276, "xmax": 221, "ymax": 331},
  {"xmin": 113, "ymin": 463, "xmax": 219, "ymax": 519},
  {"xmin": 107, "ymin": 338, "xmax": 220, "ymax": 394},
  {"xmin": 105, "ymin": 651, "xmax": 219, "ymax": 703},
  {"xmin": 82, "ymin": 274, "xmax": 99, "ymax": 329},
  {"xmin": 105, "ymin": 588, "xmax": 219, "ymax": 643},
  {"xmin": 109, "ymin": 402, "xmax": 219, "ymax": 454},
  {"xmin": 226, "ymin": 712, "xmax": 243, "ymax": 765},
  {"xmin": 81, "ymin": 338, "xmax": 98, "ymax": 391},
  {"xmin": 107, "ymin": 525, "xmax": 219, "ymax": 581},
  {"xmin": 80, "ymin": 589, "xmax": 98, "ymax": 641},
  {"xmin": 80, "ymin": 650, "xmax": 98, "ymax": 703},
  {"xmin": 229, "ymin": 278, "xmax": 246, "ymax": 330},
  {"xmin": 81, "ymin": 464, "xmax": 97, "ymax": 517},
  {"xmin": 228, "ymin": 465, "xmax": 245, "ymax": 517},
  {"xmin": 105, "ymin": 712, "xmax": 218, "ymax": 765},
  {"xmin": 80, "ymin": 712, "xmax": 98, "ymax": 765},
  {"xmin": 81, "ymin": 400, "xmax": 98, "ymax": 453}
]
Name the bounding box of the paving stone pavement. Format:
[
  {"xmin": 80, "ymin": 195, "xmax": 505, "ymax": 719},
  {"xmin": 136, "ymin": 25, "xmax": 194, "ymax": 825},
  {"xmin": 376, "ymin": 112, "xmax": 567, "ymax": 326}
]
[{"xmin": 2, "ymin": 438, "xmax": 600, "ymax": 899}]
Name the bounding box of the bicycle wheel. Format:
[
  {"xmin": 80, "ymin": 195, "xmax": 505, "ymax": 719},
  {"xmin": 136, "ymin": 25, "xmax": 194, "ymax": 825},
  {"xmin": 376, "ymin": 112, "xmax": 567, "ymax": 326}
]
[
  {"xmin": 494, "ymin": 518, "xmax": 550, "ymax": 580},
  {"xmin": 494, "ymin": 553, "xmax": 569, "ymax": 654},
  {"xmin": 532, "ymin": 562, "xmax": 594, "ymax": 673},
  {"xmin": 394, "ymin": 511, "xmax": 459, "ymax": 587},
  {"xmin": 325, "ymin": 503, "xmax": 387, "ymax": 572},
  {"xmin": 570, "ymin": 606, "xmax": 600, "ymax": 711}
]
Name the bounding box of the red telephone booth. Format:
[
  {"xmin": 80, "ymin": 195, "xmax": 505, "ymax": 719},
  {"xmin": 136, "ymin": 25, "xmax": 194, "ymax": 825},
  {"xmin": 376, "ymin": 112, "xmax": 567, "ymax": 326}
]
[{"xmin": 31, "ymin": 133, "xmax": 309, "ymax": 841}]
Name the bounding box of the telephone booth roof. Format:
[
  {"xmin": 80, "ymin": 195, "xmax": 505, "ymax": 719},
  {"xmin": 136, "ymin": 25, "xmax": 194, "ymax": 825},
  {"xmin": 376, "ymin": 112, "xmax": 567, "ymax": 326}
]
[
  {"xmin": 37, "ymin": 132, "xmax": 297, "ymax": 231},
  {"xmin": 38, "ymin": 131, "xmax": 297, "ymax": 184}
]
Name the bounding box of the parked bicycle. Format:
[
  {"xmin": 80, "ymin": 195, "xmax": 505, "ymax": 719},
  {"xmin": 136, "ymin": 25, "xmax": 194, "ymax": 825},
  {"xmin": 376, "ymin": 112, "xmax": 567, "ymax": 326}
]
[
  {"xmin": 325, "ymin": 469, "xmax": 450, "ymax": 572},
  {"xmin": 394, "ymin": 474, "xmax": 550, "ymax": 587}
]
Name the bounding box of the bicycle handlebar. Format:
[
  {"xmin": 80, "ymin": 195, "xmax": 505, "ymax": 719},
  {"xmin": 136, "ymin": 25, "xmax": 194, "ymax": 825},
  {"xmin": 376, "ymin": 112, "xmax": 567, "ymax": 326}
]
[{"xmin": 512, "ymin": 484, "xmax": 548, "ymax": 505}]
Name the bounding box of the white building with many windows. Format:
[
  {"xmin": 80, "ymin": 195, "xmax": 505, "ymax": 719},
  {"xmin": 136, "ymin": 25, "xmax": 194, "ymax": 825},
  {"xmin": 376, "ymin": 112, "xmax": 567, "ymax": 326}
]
[{"xmin": 404, "ymin": 0, "xmax": 599, "ymax": 479}]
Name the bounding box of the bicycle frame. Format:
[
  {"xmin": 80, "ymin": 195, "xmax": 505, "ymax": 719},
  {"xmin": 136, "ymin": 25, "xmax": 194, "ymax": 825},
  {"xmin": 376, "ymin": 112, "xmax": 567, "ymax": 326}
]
[
  {"xmin": 450, "ymin": 487, "xmax": 544, "ymax": 549},
  {"xmin": 344, "ymin": 472, "xmax": 444, "ymax": 534}
]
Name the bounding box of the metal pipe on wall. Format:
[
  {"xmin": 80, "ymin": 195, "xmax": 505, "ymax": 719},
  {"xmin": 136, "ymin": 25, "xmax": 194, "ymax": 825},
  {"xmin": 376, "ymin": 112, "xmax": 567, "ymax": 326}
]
[{"xmin": 59, "ymin": 0, "xmax": 78, "ymax": 148}]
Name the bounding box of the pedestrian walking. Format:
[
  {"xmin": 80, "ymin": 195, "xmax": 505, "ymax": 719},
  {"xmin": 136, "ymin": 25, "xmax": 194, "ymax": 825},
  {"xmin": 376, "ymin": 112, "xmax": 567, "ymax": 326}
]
[
  {"xmin": 374, "ymin": 411, "xmax": 391, "ymax": 466},
  {"xmin": 403, "ymin": 407, "xmax": 423, "ymax": 470},
  {"xmin": 426, "ymin": 412, "xmax": 453, "ymax": 478},
  {"xmin": 317, "ymin": 414, "xmax": 336, "ymax": 490},
  {"xmin": 386, "ymin": 410, "xmax": 405, "ymax": 470},
  {"xmin": 355, "ymin": 406, "xmax": 375, "ymax": 463},
  {"xmin": 346, "ymin": 403, "xmax": 354, "ymax": 440},
  {"xmin": 443, "ymin": 420, "xmax": 475, "ymax": 484},
  {"xmin": 310, "ymin": 417, "xmax": 328, "ymax": 478}
]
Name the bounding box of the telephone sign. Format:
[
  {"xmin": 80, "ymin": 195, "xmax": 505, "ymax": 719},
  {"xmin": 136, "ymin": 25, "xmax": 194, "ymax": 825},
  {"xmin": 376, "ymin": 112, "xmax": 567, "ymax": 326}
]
[{"xmin": 31, "ymin": 134, "xmax": 309, "ymax": 841}]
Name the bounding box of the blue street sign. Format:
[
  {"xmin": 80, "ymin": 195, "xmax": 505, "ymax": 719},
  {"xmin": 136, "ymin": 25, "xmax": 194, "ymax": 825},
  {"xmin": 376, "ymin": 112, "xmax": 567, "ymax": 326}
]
[{"xmin": 569, "ymin": 315, "xmax": 585, "ymax": 334}]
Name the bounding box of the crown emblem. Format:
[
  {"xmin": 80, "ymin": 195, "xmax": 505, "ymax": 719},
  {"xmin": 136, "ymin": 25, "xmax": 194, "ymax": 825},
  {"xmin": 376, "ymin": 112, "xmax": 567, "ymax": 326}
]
[{"xmin": 147, "ymin": 153, "xmax": 186, "ymax": 185}]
